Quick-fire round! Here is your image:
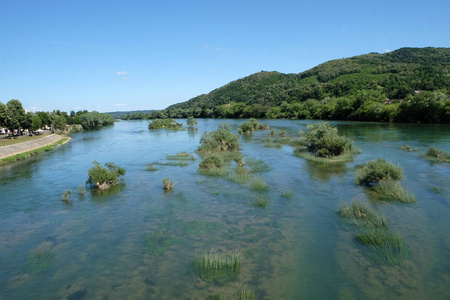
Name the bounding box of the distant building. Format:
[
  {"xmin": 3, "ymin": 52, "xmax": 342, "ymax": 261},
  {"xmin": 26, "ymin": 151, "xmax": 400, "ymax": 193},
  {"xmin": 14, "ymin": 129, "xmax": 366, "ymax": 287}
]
[{"xmin": 384, "ymin": 98, "xmax": 392, "ymax": 104}]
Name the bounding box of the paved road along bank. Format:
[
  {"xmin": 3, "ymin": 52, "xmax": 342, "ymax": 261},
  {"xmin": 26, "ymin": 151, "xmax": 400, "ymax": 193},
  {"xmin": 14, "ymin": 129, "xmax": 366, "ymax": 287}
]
[{"xmin": 0, "ymin": 134, "xmax": 67, "ymax": 160}]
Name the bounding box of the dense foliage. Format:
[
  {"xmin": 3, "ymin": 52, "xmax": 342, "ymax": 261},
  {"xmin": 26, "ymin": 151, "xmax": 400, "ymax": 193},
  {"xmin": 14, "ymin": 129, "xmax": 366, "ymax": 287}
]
[
  {"xmin": 354, "ymin": 159, "xmax": 404, "ymax": 186},
  {"xmin": 145, "ymin": 47, "xmax": 450, "ymax": 123},
  {"xmin": 237, "ymin": 118, "xmax": 269, "ymax": 134},
  {"xmin": 198, "ymin": 124, "xmax": 240, "ymax": 152},
  {"xmin": 299, "ymin": 122, "xmax": 353, "ymax": 157},
  {"xmin": 421, "ymin": 146, "xmax": 450, "ymax": 162},
  {"xmin": 187, "ymin": 116, "xmax": 198, "ymax": 128},
  {"xmin": 87, "ymin": 161, "xmax": 126, "ymax": 190},
  {"xmin": 0, "ymin": 99, "xmax": 115, "ymax": 133}
]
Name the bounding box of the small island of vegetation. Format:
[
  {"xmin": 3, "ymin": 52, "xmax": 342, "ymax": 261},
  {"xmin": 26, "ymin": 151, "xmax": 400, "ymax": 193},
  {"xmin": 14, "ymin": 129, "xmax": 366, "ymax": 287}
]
[{"xmin": 87, "ymin": 161, "xmax": 126, "ymax": 190}]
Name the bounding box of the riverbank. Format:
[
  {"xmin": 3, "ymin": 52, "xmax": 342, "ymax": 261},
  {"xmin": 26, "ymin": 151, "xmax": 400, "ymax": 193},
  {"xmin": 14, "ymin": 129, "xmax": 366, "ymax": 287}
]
[{"xmin": 0, "ymin": 134, "xmax": 70, "ymax": 164}]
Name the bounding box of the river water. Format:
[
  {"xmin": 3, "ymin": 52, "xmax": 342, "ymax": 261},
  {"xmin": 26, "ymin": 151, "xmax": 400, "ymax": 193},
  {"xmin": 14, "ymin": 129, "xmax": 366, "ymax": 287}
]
[{"xmin": 0, "ymin": 119, "xmax": 449, "ymax": 299}]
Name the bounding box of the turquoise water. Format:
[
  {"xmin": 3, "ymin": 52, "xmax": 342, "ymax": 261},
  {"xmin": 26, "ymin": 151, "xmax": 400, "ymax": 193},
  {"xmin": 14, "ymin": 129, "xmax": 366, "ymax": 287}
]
[{"xmin": 0, "ymin": 119, "xmax": 449, "ymax": 299}]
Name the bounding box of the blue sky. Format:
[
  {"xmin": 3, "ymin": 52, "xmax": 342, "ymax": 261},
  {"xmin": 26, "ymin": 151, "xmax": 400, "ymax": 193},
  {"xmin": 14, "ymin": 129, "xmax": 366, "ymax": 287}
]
[{"xmin": 1, "ymin": 0, "xmax": 449, "ymax": 113}]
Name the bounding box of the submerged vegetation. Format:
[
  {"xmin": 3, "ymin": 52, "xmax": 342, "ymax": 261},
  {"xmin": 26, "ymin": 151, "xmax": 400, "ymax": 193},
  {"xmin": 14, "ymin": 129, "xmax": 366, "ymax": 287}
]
[
  {"xmin": 193, "ymin": 250, "xmax": 242, "ymax": 283},
  {"xmin": 295, "ymin": 122, "xmax": 360, "ymax": 162},
  {"xmin": 87, "ymin": 161, "xmax": 126, "ymax": 190},
  {"xmin": 374, "ymin": 180, "xmax": 417, "ymax": 203},
  {"xmin": 338, "ymin": 201, "xmax": 406, "ymax": 264},
  {"xmin": 421, "ymin": 146, "xmax": 450, "ymax": 162},
  {"xmin": 144, "ymin": 230, "xmax": 173, "ymax": 256},
  {"xmin": 21, "ymin": 250, "xmax": 55, "ymax": 274},
  {"xmin": 162, "ymin": 178, "xmax": 174, "ymax": 190},
  {"xmin": 61, "ymin": 190, "xmax": 72, "ymax": 203}
]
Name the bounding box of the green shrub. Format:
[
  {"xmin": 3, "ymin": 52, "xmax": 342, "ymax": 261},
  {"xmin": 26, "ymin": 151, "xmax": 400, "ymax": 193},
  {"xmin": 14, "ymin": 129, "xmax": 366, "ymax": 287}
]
[
  {"xmin": 148, "ymin": 118, "xmax": 182, "ymax": 129},
  {"xmin": 237, "ymin": 118, "xmax": 269, "ymax": 134},
  {"xmin": 199, "ymin": 154, "xmax": 224, "ymax": 170},
  {"xmin": 299, "ymin": 122, "xmax": 353, "ymax": 158},
  {"xmin": 186, "ymin": 116, "xmax": 198, "ymax": 128},
  {"xmin": 354, "ymin": 158, "xmax": 404, "ymax": 186},
  {"xmin": 87, "ymin": 161, "xmax": 125, "ymax": 190},
  {"xmin": 198, "ymin": 123, "xmax": 240, "ymax": 152}
]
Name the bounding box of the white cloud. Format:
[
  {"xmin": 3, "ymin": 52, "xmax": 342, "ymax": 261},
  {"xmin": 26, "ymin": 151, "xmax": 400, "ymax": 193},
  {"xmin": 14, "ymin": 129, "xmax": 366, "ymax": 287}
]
[
  {"xmin": 203, "ymin": 45, "xmax": 228, "ymax": 52},
  {"xmin": 117, "ymin": 71, "xmax": 129, "ymax": 75},
  {"xmin": 385, "ymin": 49, "xmax": 391, "ymax": 53},
  {"xmin": 114, "ymin": 103, "xmax": 127, "ymax": 106},
  {"xmin": 73, "ymin": 106, "xmax": 82, "ymax": 110}
]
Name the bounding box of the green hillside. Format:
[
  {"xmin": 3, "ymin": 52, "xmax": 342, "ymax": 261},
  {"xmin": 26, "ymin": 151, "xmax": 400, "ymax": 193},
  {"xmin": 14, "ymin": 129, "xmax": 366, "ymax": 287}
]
[{"xmin": 153, "ymin": 47, "xmax": 450, "ymax": 123}]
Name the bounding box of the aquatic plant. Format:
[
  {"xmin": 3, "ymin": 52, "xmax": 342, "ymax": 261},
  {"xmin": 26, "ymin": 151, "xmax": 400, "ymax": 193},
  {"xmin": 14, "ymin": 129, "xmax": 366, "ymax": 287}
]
[
  {"xmin": 253, "ymin": 197, "xmax": 268, "ymax": 207},
  {"xmin": 193, "ymin": 250, "xmax": 242, "ymax": 283},
  {"xmin": 298, "ymin": 122, "xmax": 355, "ymax": 158},
  {"xmin": 374, "ymin": 180, "xmax": 416, "ymax": 203},
  {"xmin": 145, "ymin": 163, "xmax": 158, "ymax": 171},
  {"xmin": 234, "ymin": 286, "xmax": 256, "ymax": 300},
  {"xmin": 61, "ymin": 190, "xmax": 72, "ymax": 203},
  {"xmin": 237, "ymin": 118, "xmax": 269, "ymax": 134},
  {"xmin": 281, "ymin": 191, "xmax": 294, "ymax": 199},
  {"xmin": 250, "ymin": 177, "xmax": 269, "ymax": 192},
  {"xmin": 144, "ymin": 230, "xmax": 173, "ymax": 256},
  {"xmin": 354, "ymin": 158, "xmax": 403, "ymax": 186},
  {"xmin": 162, "ymin": 178, "xmax": 174, "ymax": 190},
  {"xmin": 186, "ymin": 116, "xmax": 198, "ymax": 128},
  {"xmin": 421, "ymin": 146, "xmax": 450, "ymax": 162},
  {"xmin": 87, "ymin": 161, "xmax": 125, "ymax": 190},
  {"xmin": 148, "ymin": 118, "xmax": 182, "ymax": 129},
  {"xmin": 229, "ymin": 168, "xmax": 252, "ymax": 185},
  {"xmin": 338, "ymin": 201, "xmax": 387, "ymax": 228},
  {"xmin": 207, "ymin": 294, "xmax": 225, "ymax": 300},
  {"xmin": 166, "ymin": 151, "xmax": 196, "ymax": 161},
  {"xmin": 77, "ymin": 186, "xmax": 85, "ymax": 196},
  {"xmin": 246, "ymin": 158, "xmax": 270, "ymax": 173},
  {"xmin": 199, "ymin": 154, "xmax": 224, "ymax": 170},
  {"xmin": 399, "ymin": 145, "xmax": 418, "ymax": 152},
  {"xmin": 198, "ymin": 123, "xmax": 240, "ymax": 152},
  {"xmin": 21, "ymin": 250, "xmax": 55, "ymax": 274},
  {"xmin": 356, "ymin": 229, "xmax": 406, "ymax": 265},
  {"xmin": 152, "ymin": 161, "xmax": 189, "ymax": 167}
]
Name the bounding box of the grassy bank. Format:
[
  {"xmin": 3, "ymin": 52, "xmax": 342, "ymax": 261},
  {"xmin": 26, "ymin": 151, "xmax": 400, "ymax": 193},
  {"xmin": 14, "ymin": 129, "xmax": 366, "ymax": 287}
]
[{"xmin": 0, "ymin": 137, "xmax": 70, "ymax": 165}]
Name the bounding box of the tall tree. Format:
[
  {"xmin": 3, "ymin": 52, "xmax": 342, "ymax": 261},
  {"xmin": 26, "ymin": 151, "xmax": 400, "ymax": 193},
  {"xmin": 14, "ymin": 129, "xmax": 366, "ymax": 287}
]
[
  {"xmin": 6, "ymin": 99, "xmax": 26, "ymax": 132},
  {"xmin": 0, "ymin": 102, "xmax": 8, "ymax": 128}
]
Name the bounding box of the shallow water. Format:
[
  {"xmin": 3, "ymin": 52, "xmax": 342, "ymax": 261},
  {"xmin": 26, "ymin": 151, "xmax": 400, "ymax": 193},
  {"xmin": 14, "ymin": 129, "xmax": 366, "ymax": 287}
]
[{"xmin": 0, "ymin": 119, "xmax": 449, "ymax": 299}]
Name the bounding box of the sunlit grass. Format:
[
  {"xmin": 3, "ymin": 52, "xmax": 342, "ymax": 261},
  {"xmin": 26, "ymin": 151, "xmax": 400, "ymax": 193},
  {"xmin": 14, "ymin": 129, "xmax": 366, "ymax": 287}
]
[
  {"xmin": 338, "ymin": 201, "xmax": 387, "ymax": 228},
  {"xmin": 374, "ymin": 180, "xmax": 416, "ymax": 203},
  {"xmin": 234, "ymin": 286, "xmax": 256, "ymax": 300},
  {"xmin": 193, "ymin": 250, "xmax": 242, "ymax": 283},
  {"xmin": 356, "ymin": 229, "xmax": 406, "ymax": 265},
  {"xmin": 250, "ymin": 177, "xmax": 269, "ymax": 192},
  {"xmin": 294, "ymin": 147, "xmax": 360, "ymax": 163},
  {"xmin": 421, "ymin": 146, "xmax": 450, "ymax": 163},
  {"xmin": 166, "ymin": 151, "xmax": 196, "ymax": 161},
  {"xmin": 153, "ymin": 161, "xmax": 189, "ymax": 167}
]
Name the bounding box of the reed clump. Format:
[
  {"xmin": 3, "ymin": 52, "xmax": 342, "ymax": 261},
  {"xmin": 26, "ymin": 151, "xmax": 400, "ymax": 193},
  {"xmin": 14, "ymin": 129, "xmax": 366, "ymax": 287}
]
[
  {"xmin": 253, "ymin": 197, "xmax": 268, "ymax": 207},
  {"xmin": 145, "ymin": 163, "xmax": 158, "ymax": 171},
  {"xmin": 399, "ymin": 145, "xmax": 418, "ymax": 152},
  {"xmin": 421, "ymin": 146, "xmax": 450, "ymax": 163},
  {"xmin": 338, "ymin": 201, "xmax": 387, "ymax": 228},
  {"xmin": 234, "ymin": 287, "xmax": 256, "ymax": 300},
  {"xmin": 193, "ymin": 250, "xmax": 242, "ymax": 283},
  {"xmin": 374, "ymin": 180, "xmax": 416, "ymax": 203},
  {"xmin": 78, "ymin": 186, "xmax": 85, "ymax": 196},
  {"xmin": 166, "ymin": 151, "xmax": 196, "ymax": 161},
  {"xmin": 21, "ymin": 250, "xmax": 55, "ymax": 274}
]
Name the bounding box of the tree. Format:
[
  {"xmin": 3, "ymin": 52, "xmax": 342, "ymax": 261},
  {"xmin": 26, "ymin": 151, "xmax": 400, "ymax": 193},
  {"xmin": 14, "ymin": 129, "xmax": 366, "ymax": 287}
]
[
  {"xmin": 31, "ymin": 114, "xmax": 42, "ymax": 131},
  {"xmin": 187, "ymin": 116, "xmax": 198, "ymax": 128},
  {"xmin": 5, "ymin": 99, "xmax": 26, "ymax": 132},
  {"xmin": 0, "ymin": 102, "xmax": 8, "ymax": 128},
  {"xmin": 51, "ymin": 115, "xmax": 67, "ymax": 132},
  {"xmin": 87, "ymin": 161, "xmax": 126, "ymax": 190}
]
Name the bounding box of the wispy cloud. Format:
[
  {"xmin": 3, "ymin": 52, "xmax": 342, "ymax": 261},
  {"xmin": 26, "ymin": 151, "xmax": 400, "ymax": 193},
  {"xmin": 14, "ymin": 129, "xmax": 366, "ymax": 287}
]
[
  {"xmin": 203, "ymin": 44, "xmax": 228, "ymax": 52},
  {"xmin": 117, "ymin": 71, "xmax": 129, "ymax": 75},
  {"xmin": 114, "ymin": 103, "xmax": 127, "ymax": 106},
  {"xmin": 385, "ymin": 49, "xmax": 391, "ymax": 53},
  {"xmin": 73, "ymin": 106, "xmax": 82, "ymax": 110}
]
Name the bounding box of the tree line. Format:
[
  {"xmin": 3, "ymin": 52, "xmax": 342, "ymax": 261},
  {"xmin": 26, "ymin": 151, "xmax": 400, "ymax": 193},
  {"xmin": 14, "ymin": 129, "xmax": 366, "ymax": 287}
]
[{"xmin": 0, "ymin": 99, "xmax": 116, "ymax": 134}]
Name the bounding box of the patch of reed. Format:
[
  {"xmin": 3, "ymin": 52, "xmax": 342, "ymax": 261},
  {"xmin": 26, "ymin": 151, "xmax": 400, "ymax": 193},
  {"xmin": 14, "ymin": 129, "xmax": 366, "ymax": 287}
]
[
  {"xmin": 207, "ymin": 294, "xmax": 225, "ymax": 300},
  {"xmin": 153, "ymin": 161, "xmax": 189, "ymax": 167},
  {"xmin": 294, "ymin": 147, "xmax": 359, "ymax": 163},
  {"xmin": 356, "ymin": 229, "xmax": 406, "ymax": 265},
  {"xmin": 246, "ymin": 158, "xmax": 270, "ymax": 173},
  {"xmin": 399, "ymin": 145, "xmax": 418, "ymax": 152},
  {"xmin": 374, "ymin": 180, "xmax": 416, "ymax": 203},
  {"xmin": 281, "ymin": 191, "xmax": 294, "ymax": 199},
  {"xmin": 338, "ymin": 201, "xmax": 387, "ymax": 228},
  {"xmin": 250, "ymin": 177, "xmax": 269, "ymax": 192},
  {"xmin": 78, "ymin": 186, "xmax": 85, "ymax": 196},
  {"xmin": 193, "ymin": 250, "xmax": 242, "ymax": 283},
  {"xmin": 234, "ymin": 286, "xmax": 256, "ymax": 300},
  {"xmin": 163, "ymin": 178, "xmax": 174, "ymax": 190},
  {"xmin": 421, "ymin": 146, "xmax": 450, "ymax": 163}
]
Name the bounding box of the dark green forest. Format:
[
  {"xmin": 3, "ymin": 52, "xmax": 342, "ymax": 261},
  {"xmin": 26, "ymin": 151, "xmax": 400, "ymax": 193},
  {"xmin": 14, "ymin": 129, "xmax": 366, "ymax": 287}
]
[{"xmin": 142, "ymin": 47, "xmax": 450, "ymax": 123}]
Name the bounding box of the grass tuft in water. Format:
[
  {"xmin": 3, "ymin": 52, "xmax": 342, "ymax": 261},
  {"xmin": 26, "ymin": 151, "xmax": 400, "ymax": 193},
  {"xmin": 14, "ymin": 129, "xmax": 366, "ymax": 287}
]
[
  {"xmin": 246, "ymin": 158, "xmax": 270, "ymax": 173},
  {"xmin": 21, "ymin": 250, "xmax": 55, "ymax": 274},
  {"xmin": 250, "ymin": 177, "xmax": 269, "ymax": 192},
  {"xmin": 166, "ymin": 151, "xmax": 196, "ymax": 161},
  {"xmin": 281, "ymin": 191, "xmax": 294, "ymax": 199},
  {"xmin": 162, "ymin": 178, "xmax": 174, "ymax": 190},
  {"xmin": 338, "ymin": 201, "xmax": 387, "ymax": 228},
  {"xmin": 253, "ymin": 197, "xmax": 268, "ymax": 207},
  {"xmin": 145, "ymin": 163, "xmax": 158, "ymax": 171},
  {"xmin": 356, "ymin": 229, "xmax": 406, "ymax": 265},
  {"xmin": 207, "ymin": 294, "xmax": 225, "ymax": 300},
  {"xmin": 78, "ymin": 186, "xmax": 85, "ymax": 196},
  {"xmin": 153, "ymin": 161, "xmax": 189, "ymax": 167},
  {"xmin": 399, "ymin": 145, "xmax": 419, "ymax": 152},
  {"xmin": 193, "ymin": 250, "xmax": 242, "ymax": 283},
  {"xmin": 374, "ymin": 180, "xmax": 416, "ymax": 203},
  {"xmin": 354, "ymin": 158, "xmax": 404, "ymax": 186},
  {"xmin": 234, "ymin": 286, "xmax": 256, "ymax": 300}
]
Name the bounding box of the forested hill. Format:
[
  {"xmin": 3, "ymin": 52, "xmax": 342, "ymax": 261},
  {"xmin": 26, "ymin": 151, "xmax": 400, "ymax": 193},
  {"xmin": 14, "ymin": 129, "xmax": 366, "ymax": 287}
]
[{"xmin": 153, "ymin": 47, "xmax": 450, "ymax": 123}]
